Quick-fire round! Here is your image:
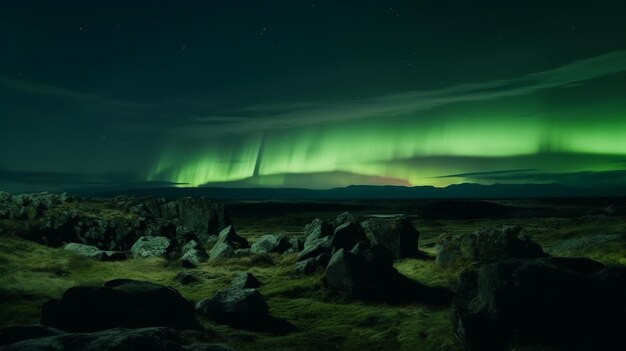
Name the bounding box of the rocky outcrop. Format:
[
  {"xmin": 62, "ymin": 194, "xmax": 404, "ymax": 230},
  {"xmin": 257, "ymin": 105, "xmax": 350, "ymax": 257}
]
[
  {"xmin": 295, "ymin": 213, "xmax": 419, "ymax": 274},
  {"xmin": 435, "ymin": 225, "xmax": 545, "ymax": 267},
  {"xmin": 361, "ymin": 216, "xmax": 419, "ymax": 259},
  {"xmin": 41, "ymin": 279, "xmax": 199, "ymax": 332},
  {"xmin": 0, "ymin": 327, "xmax": 236, "ymax": 351},
  {"xmin": 4, "ymin": 193, "xmax": 233, "ymax": 254},
  {"xmin": 130, "ymin": 236, "xmax": 171, "ymax": 259},
  {"xmin": 0, "ymin": 192, "xmax": 69, "ymax": 220},
  {"xmin": 452, "ymin": 257, "xmax": 626, "ymax": 351}
]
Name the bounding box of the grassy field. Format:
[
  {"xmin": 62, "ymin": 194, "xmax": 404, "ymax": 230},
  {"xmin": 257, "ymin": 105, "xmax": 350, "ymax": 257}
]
[{"xmin": 0, "ymin": 199, "xmax": 625, "ymax": 351}]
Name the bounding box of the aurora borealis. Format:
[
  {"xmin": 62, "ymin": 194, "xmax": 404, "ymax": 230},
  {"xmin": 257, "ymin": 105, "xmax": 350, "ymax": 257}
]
[{"xmin": 1, "ymin": 1, "xmax": 626, "ymax": 193}]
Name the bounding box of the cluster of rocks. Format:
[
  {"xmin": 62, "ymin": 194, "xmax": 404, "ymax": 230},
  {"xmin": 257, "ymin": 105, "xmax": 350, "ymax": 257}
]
[
  {"xmin": 439, "ymin": 225, "xmax": 626, "ymax": 350},
  {"xmin": 1, "ymin": 278, "xmax": 239, "ymax": 349},
  {"xmin": 453, "ymin": 257, "xmax": 626, "ymax": 351},
  {"xmin": 0, "ymin": 191, "xmax": 72, "ymax": 220},
  {"xmin": 434, "ymin": 225, "xmax": 546, "ymax": 267},
  {"xmin": 2, "ymin": 193, "xmax": 233, "ymax": 253},
  {"xmin": 295, "ymin": 212, "xmax": 420, "ymax": 275}
]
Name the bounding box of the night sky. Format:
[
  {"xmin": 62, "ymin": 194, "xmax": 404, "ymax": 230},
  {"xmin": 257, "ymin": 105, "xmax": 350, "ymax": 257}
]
[{"xmin": 1, "ymin": 1, "xmax": 626, "ymax": 192}]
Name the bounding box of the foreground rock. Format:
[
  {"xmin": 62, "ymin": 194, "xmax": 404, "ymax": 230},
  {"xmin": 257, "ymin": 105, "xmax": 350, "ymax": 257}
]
[
  {"xmin": 453, "ymin": 257, "xmax": 626, "ymax": 351},
  {"xmin": 41, "ymin": 279, "xmax": 199, "ymax": 332},
  {"xmin": 0, "ymin": 327, "xmax": 235, "ymax": 351},
  {"xmin": 195, "ymin": 287, "xmax": 293, "ymax": 334},
  {"xmin": 435, "ymin": 225, "xmax": 545, "ymax": 267},
  {"xmin": 195, "ymin": 287, "xmax": 269, "ymax": 328},
  {"xmin": 130, "ymin": 236, "xmax": 171, "ymax": 259},
  {"xmin": 361, "ymin": 216, "xmax": 419, "ymax": 259},
  {"xmin": 63, "ymin": 243, "xmax": 127, "ymax": 261}
]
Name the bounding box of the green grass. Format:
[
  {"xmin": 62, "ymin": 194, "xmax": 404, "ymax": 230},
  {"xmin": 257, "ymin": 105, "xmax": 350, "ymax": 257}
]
[{"xmin": 0, "ymin": 233, "xmax": 460, "ymax": 351}]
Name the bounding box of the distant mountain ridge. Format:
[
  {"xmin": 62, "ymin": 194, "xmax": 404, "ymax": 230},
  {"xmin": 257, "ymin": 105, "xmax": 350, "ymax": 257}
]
[{"xmin": 92, "ymin": 183, "xmax": 626, "ymax": 200}]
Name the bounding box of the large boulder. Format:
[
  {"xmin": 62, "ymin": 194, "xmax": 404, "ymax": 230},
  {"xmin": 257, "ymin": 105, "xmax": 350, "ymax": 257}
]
[
  {"xmin": 130, "ymin": 236, "xmax": 171, "ymax": 259},
  {"xmin": 41, "ymin": 279, "xmax": 199, "ymax": 332},
  {"xmin": 250, "ymin": 234, "xmax": 291, "ymax": 254},
  {"xmin": 330, "ymin": 221, "xmax": 366, "ymax": 252},
  {"xmin": 0, "ymin": 327, "xmax": 236, "ymax": 351},
  {"xmin": 361, "ymin": 216, "xmax": 419, "ymax": 259},
  {"xmin": 435, "ymin": 225, "xmax": 545, "ymax": 267},
  {"xmin": 195, "ymin": 287, "xmax": 269, "ymax": 328},
  {"xmin": 452, "ymin": 257, "xmax": 626, "ymax": 351},
  {"xmin": 325, "ymin": 245, "xmax": 396, "ymax": 298}
]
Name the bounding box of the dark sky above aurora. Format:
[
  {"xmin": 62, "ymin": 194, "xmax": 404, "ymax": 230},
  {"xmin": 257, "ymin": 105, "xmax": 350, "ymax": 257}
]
[{"xmin": 1, "ymin": 1, "xmax": 626, "ymax": 193}]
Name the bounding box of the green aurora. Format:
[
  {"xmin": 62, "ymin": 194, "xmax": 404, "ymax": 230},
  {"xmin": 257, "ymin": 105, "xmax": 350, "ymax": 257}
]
[
  {"xmin": 149, "ymin": 53, "xmax": 626, "ymax": 189},
  {"xmin": 2, "ymin": 1, "xmax": 626, "ymax": 193}
]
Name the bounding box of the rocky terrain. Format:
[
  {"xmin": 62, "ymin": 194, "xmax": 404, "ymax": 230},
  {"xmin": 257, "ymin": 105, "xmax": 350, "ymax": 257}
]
[{"xmin": 0, "ymin": 192, "xmax": 625, "ymax": 350}]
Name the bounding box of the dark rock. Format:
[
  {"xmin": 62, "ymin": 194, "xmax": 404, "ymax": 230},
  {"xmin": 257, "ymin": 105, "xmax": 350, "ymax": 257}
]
[
  {"xmin": 0, "ymin": 327, "xmax": 236, "ymax": 351},
  {"xmin": 435, "ymin": 225, "xmax": 545, "ymax": 267},
  {"xmin": 41, "ymin": 279, "xmax": 199, "ymax": 332},
  {"xmin": 172, "ymin": 272, "xmax": 200, "ymax": 285},
  {"xmin": 130, "ymin": 236, "xmax": 171, "ymax": 259},
  {"xmin": 452, "ymin": 257, "xmax": 625, "ymax": 351},
  {"xmin": 325, "ymin": 249, "xmax": 364, "ymax": 294},
  {"xmin": 216, "ymin": 226, "xmax": 249, "ymax": 250},
  {"xmin": 330, "ymin": 221, "xmax": 366, "ymax": 252},
  {"xmin": 250, "ymin": 234, "xmax": 291, "ymax": 254},
  {"xmin": 230, "ymin": 273, "xmax": 262, "ymax": 289},
  {"xmin": 195, "ymin": 287, "xmax": 269, "ymax": 328},
  {"xmin": 361, "ymin": 216, "xmax": 419, "ymax": 259},
  {"xmin": 0, "ymin": 325, "xmax": 63, "ymax": 347}
]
